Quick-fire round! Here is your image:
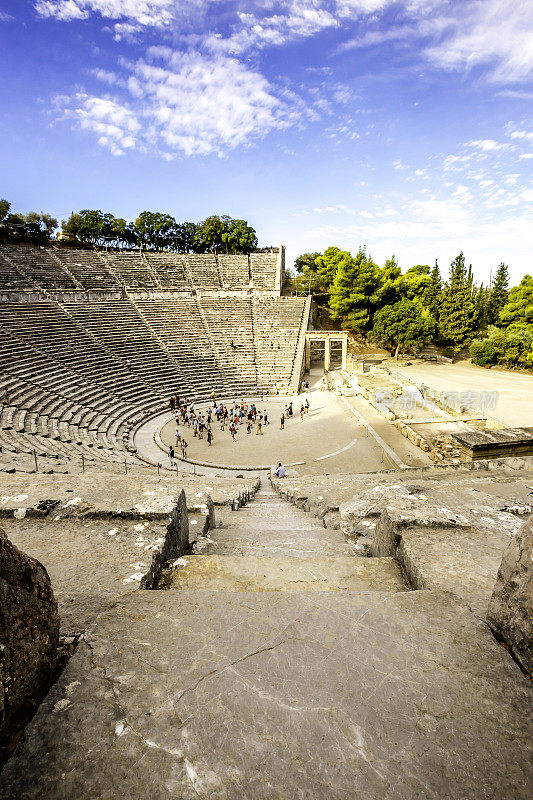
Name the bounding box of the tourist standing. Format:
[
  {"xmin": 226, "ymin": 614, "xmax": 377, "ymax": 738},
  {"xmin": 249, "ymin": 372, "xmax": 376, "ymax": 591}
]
[{"xmin": 280, "ymin": 413, "xmax": 285, "ymax": 430}]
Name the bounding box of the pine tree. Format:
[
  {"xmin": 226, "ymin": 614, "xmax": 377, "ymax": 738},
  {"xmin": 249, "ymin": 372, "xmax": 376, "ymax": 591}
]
[
  {"xmin": 424, "ymin": 261, "xmax": 442, "ymax": 321},
  {"xmin": 474, "ymin": 283, "xmax": 490, "ymax": 330},
  {"xmin": 329, "ymin": 248, "xmax": 382, "ymax": 333},
  {"xmin": 376, "ymin": 256, "xmax": 401, "ymax": 306},
  {"xmin": 439, "ymin": 252, "xmax": 477, "ymax": 352},
  {"xmin": 487, "ymin": 263, "xmax": 509, "ymax": 325}
]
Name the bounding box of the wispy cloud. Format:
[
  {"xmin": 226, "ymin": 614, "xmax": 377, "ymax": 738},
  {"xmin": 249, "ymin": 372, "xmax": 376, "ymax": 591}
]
[{"xmin": 59, "ymin": 49, "xmax": 300, "ymax": 157}]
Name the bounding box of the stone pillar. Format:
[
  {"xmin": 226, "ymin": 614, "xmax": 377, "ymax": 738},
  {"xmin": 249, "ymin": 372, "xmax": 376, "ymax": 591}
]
[
  {"xmin": 305, "ymin": 338, "xmax": 311, "ymax": 371},
  {"xmin": 324, "ymin": 337, "xmax": 330, "ymax": 371},
  {"xmin": 342, "ymin": 337, "xmax": 347, "ymax": 371}
]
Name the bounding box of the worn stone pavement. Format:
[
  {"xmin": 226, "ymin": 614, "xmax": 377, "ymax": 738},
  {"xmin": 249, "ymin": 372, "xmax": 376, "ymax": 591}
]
[{"xmin": 1, "ymin": 481, "xmax": 532, "ymax": 799}]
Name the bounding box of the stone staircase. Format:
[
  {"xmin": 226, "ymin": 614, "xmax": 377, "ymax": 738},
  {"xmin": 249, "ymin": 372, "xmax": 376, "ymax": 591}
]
[{"xmin": 168, "ymin": 482, "xmax": 407, "ymax": 592}]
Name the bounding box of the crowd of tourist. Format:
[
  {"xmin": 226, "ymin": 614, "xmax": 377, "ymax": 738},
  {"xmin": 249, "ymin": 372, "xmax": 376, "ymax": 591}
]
[{"xmin": 166, "ymin": 392, "xmax": 311, "ymax": 466}]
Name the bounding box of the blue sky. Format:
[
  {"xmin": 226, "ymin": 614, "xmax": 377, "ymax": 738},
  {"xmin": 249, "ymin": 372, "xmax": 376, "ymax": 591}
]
[{"xmin": 1, "ymin": 1, "xmax": 532, "ymax": 284}]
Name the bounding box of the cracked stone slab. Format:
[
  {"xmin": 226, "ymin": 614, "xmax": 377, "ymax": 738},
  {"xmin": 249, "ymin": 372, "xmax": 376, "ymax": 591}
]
[
  {"xmin": 1, "ymin": 590, "xmax": 531, "ymax": 800},
  {"xmin": 166, "ymin": 555, "xmax": 408, "ymax": 592}
]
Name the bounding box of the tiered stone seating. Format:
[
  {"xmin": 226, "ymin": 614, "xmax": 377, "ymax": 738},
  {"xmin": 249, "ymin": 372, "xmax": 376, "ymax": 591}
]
[
  {"xmin": 0, "ymin": 248, "xmax": 33, "ymax": 291},
  {"xmin": 51, "ymin": 249, "xmax": 119, "ymax": 290},
  {"xmin": 135, "ymin": 296, "xmax": 226, "ymax": 396},
  {"xmin": 0, "ymin": 370, "xmax": 142, "ymax": 463},
  {"xmin": 103, "ymin": 251, "xmax": 159, "ymax": 288},
  {"xmin": 199, "ymin": 297, "xmax": 257, "ymax": 391},
  {"xmin": 0, "ymin": 245, "xmax": 77, "ymax": 290},
  {"xmin": 218, "ymin": 254, "xmax": 249, "ymax": 288},
  {"xmin": 253, "ymin": 298, "xmax": 306, "ymax": 389},
  {"xmin": 144, "ymin": 252, "xmax": 190, "ymax": 289},
  {"xmin": 186, "ymin": 254, "xmax": 221, "ymax": 288},
  {"xmin": 250, "ymin": 252, "xmax": 278, "ymax": 288},
  {"xmin": 0, "ymin": 245, "xmax": 308, "ymax": 470},
  {"xmin": 59, "ymin": 299, "xmax": 189, "ymax": 397}
]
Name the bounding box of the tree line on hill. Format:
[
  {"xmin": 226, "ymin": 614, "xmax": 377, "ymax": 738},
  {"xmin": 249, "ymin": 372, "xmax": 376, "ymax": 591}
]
[
  {"xmin": 0, "ymin": 199, "xmax": 258, "ymax": 254},
  {"xmin": 294, "ymin": 248, "xmax": 533, "ymax": 370}
]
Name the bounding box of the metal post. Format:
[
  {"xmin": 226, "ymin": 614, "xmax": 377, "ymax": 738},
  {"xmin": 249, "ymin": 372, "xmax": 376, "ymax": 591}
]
[
  {"xmin": 193, "ymin": 463, "xmax": 196, "ymax": 475},
  {"xmin": 124, "ymin": 459, "xmax": 128, "ymax": 475},
  {"xmin": 81, "ymin": 454, "xmax": 85, "ymax": 473},
  {"xmin": 175, "ymin": 462, "xmax": 179, "ymax": 476},
  {"xmin": 157, "ymin": 462, "xmax": 161, "ymax": 476},
  {"xmin": 381, "ymin": 449, "xmax": 384, "ymax": 464},
  {"xmin": 33, "ymin": 449, "xmax": 38, "ymax": 472}
]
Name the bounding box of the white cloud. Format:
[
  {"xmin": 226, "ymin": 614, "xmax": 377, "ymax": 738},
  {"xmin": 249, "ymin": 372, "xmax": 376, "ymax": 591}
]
[
  {"xmin": 64, "ymin": 94, "xmax": 140, "ymax": 155},
  {"xmin": 337, "ymin": 23, "xmax": 416, "ymax": 52},
  {"xmin": 423, "ymin": 0, "xmax": 533, "ymax": 83},
  {"xmin": 467, "ymin": 139, "xmax": 511, "ymax": 153},
  {"xmin": 509, "ymin": 129, "xmax": 533, "ymax": 142},
  {"xmin": 62, "ymin": 50, "xmax": 296, "ymax": 157},
  {"xmin": 35, "ymin": 0, "xmax": 176, "ymax": 25}
]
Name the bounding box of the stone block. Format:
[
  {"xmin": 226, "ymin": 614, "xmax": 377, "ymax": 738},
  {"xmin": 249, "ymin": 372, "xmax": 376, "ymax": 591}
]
[
  {"xmin": 0, "ymin": 527, "xmax": 59, "ymax": 741},
  {"xmin": 488, "ymin": 518, "xmax": 533, "ymax": 677},
  {"xmin": 140, "ymin": 489, "xmax": 189, "ymax": 590}
]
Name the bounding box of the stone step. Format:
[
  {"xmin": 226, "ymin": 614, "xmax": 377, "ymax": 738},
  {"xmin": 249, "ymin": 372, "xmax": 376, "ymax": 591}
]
[
  {"xmin": 198, "ymin": 527, "xmax": 357, "ymax": 557},
  {"xmin": 5, "ymin": 589, "xmax": 531, "ymax": 800},
  {"xmin": 221, "ymin": 510, "xmax": 326, "ymax": 530},
  {"xmin": 168, "ymin": 555, "xmax": 407, "ymax": 592}
]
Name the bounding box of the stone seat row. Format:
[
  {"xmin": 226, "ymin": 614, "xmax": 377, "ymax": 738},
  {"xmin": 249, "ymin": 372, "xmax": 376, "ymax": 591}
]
[{"xmin": 0, "ymin": 245, "xmax": 279, "ymax": 292}]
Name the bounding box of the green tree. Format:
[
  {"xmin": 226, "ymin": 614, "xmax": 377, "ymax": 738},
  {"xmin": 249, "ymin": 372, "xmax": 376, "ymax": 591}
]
[
  {"xmin": 222, "ymin": 219, "xmax": 258, "ymax": 253},
  {"xmin": 294, "ymin": 252, "xmax": 321, "ymax": 275},
  {"xmin": 499, "ymin": 274, "xmax": 533, "ymax": 328},
  {"xmin": 329, "ymin": 248, "xmax": 382, "ymax": 332},
  {"xmin": 62, "ymin": 209, "xmax": 127, "ymax": 247},
  {"xmin": 194, "ymin": 215, "xmax": 228, "ymax": 253},
  {"xmin": 474, "ymin": 283, "xmax": 490, "ymax": 330},
  {"xmin": 0, "ymin": 199, "xmax": 10, "ymax": 222},
  {"xmin": 487, "ymin": 263, "xmax": 509, "ymax": 325},
  {"xmin": 23, "ymin": 212, "xmax": 58, "ymax": 244},
  {"xmin": 293, "ymin": 252, "xmax": 322, "ymax": 294},
  {"xmin": 439, "ymin": 252, "xmax": 477, "ymax": 352},
  {"xmin": 397, "ymin": 263, "xmax": 432, "ymax": 304},
  {"xmin": 134, "ymin": 211, "xmax": 177, "ymax": 250},
  {"xmin": 314, "ymin": 246, "xmax": 348, "ymax": 294},
  {"xmin": 371, "ymin": 298, "xmax": 434, "ymax": 356},
  {"xmin": 194, "ymin": 215, "xmax": 257, "ymax": 254},
  {"xmin": 377, "ymin": 256, "xmax": 402, "ymax": 306},
  {"xmin": 469, "ymin": 337, "xmax": 497, "ymax": 366},
  {"xmin": 424, "ymin": 261, "xmax": 442, "ymax": 320},
  {"xmin": 176, "ymin": 222, "xmax": 200, "ymax": 253}
]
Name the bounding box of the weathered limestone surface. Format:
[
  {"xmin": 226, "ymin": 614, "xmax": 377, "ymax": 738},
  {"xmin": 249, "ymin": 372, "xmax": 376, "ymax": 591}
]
[
  {"xmin": 139, "ymin": 489, "xmax": 189, "ymax": 589},
  {"xmin": 0, "ymin": 527, "xmax": 59, "ymax": 741},
  {"xmin": 395, "ymin": 524, "xmax": 511, "ymax": 617},
  {"xmin": 488, "ymin": 518, "xmax": 533, "ymax": 676},
  {"xmin": 168, "ymin": 555, "xmax": 407, "ymax": 592},
  {"xmin": 272, "ymin": 472, "xmax": 532, "ymax": 617},
  {"xmin": 0, "ymin": 473, "xmax": 258, "ymax": 519},
  {"xmin": 1, "ymin": 590, "xmax": 531, "ymax": 800},
  {"xmin": 272, "ymin": 458, "xmax": 533, "ymax": 527},
  {"xmin": 364, "ymin": 489, "xmax": 524, "ymax": 617},
  {"xmin": 2, "ymin": 488, "xmax": 189, "ymax": 632}
]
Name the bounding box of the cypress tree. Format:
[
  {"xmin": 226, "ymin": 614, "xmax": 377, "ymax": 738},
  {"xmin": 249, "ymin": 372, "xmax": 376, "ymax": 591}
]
[
  {"xmin": 425, "ymin": 260, "xmax": 442, "ymax": 321},
  {"xmin": 439, "ymin": 252, "xmax": 477, "ymax": 352},
  {"xmin": 487, "ymin": 263, "xmax": 509, "ymax": 324}
]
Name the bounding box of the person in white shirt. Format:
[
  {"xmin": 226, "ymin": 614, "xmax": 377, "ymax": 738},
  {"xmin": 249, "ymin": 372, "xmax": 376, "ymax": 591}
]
[{"xmin": 274, "ymin": 463, "xmax": 286, "ymax": 477}]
